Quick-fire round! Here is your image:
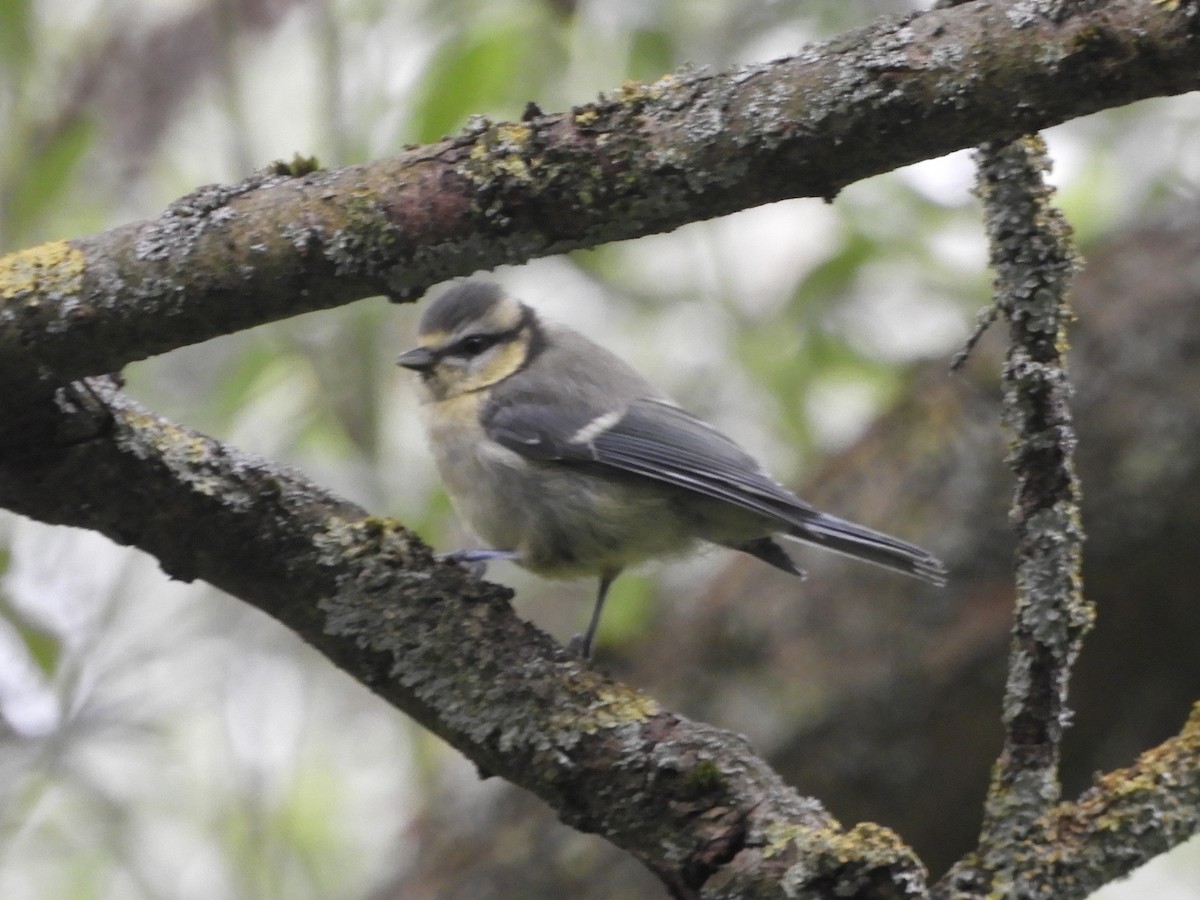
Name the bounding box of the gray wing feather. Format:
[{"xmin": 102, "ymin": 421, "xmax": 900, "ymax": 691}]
[
  {"xmin": 584, "ymin": 405, "xmax": 948, "ymax": 584},
  {"xmin": 585, "ymin": 400, "xmax": 816, "ymax": 520},
  {"xmin": 484, "ymin": 394, "xmax": 818, "ymax": 526},
  {"xmin": 483, "ymin": 392, "xmax": 947, "ymax": 585}
]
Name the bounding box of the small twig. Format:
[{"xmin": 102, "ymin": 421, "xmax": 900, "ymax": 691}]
[
  {"xmin": 949, "ymin": 302, "xmax": 1000, "ymax": 372},
  {"xmin": 966, "ymin": 135, "xmax": 1091, "ymax": 893}
]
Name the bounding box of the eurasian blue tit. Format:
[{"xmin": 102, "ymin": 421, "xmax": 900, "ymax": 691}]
[{"xmin": 398, "ymin": 281, "xmax": 945, "ymax": 657}]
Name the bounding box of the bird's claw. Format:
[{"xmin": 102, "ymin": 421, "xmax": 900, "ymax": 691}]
[
  {"xmin": 437, "ymin": 549, "xmax": 519, "ymax": 579},
  {"xmin": 565, "ymin": 632, "xmax": 593, "ymax": 659}
]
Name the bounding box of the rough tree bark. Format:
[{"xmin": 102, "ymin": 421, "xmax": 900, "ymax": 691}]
[{"xmin": 1, "ymin": 1, "xmax": 1199, "ymax": 897}]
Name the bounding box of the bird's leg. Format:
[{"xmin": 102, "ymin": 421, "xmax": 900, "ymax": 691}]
[
  {"xmin": 439, "ymin": 548, "xmax": 520, "ymax": 578},
  {"xmin": 568, "ymin": 568, "xmax": 621, "ymax": 659}
]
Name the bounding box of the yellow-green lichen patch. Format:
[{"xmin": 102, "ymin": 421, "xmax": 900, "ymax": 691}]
[
  {"xmin": 614, "ymin": 73, "xmax": 677, "ymax": 106},
  {"xmin": 0, "ymin": 240, "xmax": 86, "ymax": 303},
  {"xmin": 552, "ymin": 679, "xmax": 660, "ymax": 736},
  {"xmin": 466, "ymin": 122, "xmax": 541, "ymax": 185},
  {"xmin": 762, "ymin": 821, "xmax": 831, "ymax": 860},
  {"xmin": 764, "ymin": 819, "xmax": 909, "ymax": 865},
  {"xmin": 573, "ymin": 107, "xmax": 601, "ymax": 128},
  {"xmin": 588, "ymin": 683, "xmax": 660, "ymax": 730},
  {"xmin": 491, "ymin": 122, "xmax": 534, "ymax": 150},
  {"xmin": 763, "ymin": 819, "xmax": 922, "ymax": 894}
]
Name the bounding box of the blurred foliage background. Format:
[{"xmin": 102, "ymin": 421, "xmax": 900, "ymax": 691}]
[{"xmin": 1, "ymin": 0, "xmax": 1199, "ymax": 898}]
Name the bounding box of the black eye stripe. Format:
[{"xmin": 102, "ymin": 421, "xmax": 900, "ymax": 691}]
[
  {"xmin": 454, "ymin": 334, "xmax": 498, "ymax": 355},
  {"xmin": 438, "ymin": 320, "xmax": 527, "ymax": 360}
]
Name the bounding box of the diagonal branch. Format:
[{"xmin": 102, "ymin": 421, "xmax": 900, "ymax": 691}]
[
  {"xmin": 1025, "ymin": 702, "xmax": 1200, "ymax": 899},
  {"xmin": 0, "ymin": 0, "xmax": 1196, "ymax": 400},
  {"xmin": 0, "ymin": 382, "xmax": 927, "ymax": 900},
  {"xmin": 936, "ymin": 703, "xmax": 1200, "ymax": 900}
]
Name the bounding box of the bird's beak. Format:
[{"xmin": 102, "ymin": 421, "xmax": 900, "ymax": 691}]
[{"xmin": 396, "ymin": 346, "xmax": 436, "ymax": 372}]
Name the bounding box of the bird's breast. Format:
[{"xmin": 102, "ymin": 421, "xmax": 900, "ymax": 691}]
[{"xmin": 420, "ymin": 395, "xmax": 714, "ymax": 577}]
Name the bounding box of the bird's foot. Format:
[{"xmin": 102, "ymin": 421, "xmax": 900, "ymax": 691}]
[
  {"xmin": 438, "ymin": 548, "xmax": 519, "ymax": 578},
  {"xmin": 565, "ymin": 632, "xmax": 594, "ymax": 659}
]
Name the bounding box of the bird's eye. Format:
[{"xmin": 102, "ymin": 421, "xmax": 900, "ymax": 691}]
[{"xmin": 456, "ymin": 334, "xmax": 496, "ymax": 356}]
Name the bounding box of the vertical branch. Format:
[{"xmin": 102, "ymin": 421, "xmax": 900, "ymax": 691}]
[{"xmin": 975, "ymin": 136, "xmax": 1092, "ymax": 865}]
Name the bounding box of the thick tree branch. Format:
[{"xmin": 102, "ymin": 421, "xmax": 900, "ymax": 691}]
[
  {"xmin": 0, "ymin": 382, "xmax": 927, "ymax": 899},
  {"xmin": 0, "ymin": 0, "xmax": 1196, "ymax": 402}
]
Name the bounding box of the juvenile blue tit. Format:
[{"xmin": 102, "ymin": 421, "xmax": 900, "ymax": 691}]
[{"xmin": 398, "ymin": 281, "xmax": 946, "ymax": 657}]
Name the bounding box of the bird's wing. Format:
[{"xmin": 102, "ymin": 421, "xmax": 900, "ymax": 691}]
[
  {"xmin": 483, "ymin": 394, "xmax": 946, "ymax": 585},
  {"xmin": 483, "ymin": 394, "xmax": 818, "ymax": 526}
]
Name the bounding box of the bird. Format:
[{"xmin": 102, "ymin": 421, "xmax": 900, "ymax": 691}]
[{"xmin": 397, "ymin": 280, "xmax": 946, "ymax": 657}]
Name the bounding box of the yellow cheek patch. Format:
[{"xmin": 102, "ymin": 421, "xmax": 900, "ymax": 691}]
[
  {"xmin": 418, "ymin": 329, "xmax": 530, "ymax": 400},
  {"xmin": 458, "ymin": 334, "xmax": 528, "ymax": 393}
]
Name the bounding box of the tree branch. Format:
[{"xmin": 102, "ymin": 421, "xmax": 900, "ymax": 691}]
[
  {"xmin": 1028, "ymin": 702, "xmax": 1200, "ymax": 898},
  {"xmin": 975, "ymin": 135, "xmax": 1090, "ymax": 862},
  {"xmin": 936, "ymin": 703, "xmax": 1200, "ymax": 899},
  {"xmin": 0, "ymin": 0, "xmax": 1196, "ymax": 399},
  {"xmin": 0, "ymin": 382, "xmax": 927, "ymax": 899}
]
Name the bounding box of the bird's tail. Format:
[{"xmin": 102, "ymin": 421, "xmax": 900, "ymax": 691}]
[{"xmin": 787, "ymin": 512, "xmax": 947, "ymax": 586}]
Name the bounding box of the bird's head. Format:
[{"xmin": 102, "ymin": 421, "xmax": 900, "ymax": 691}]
[{"xmin": 397, "ymin": 281, "xmax": 542, "ymax": 401}]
